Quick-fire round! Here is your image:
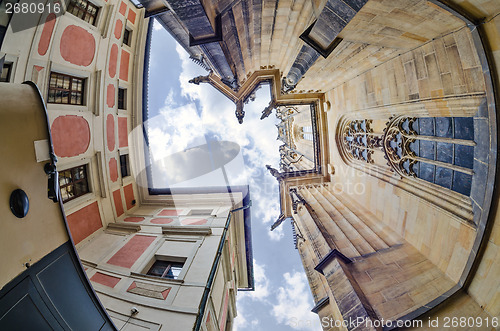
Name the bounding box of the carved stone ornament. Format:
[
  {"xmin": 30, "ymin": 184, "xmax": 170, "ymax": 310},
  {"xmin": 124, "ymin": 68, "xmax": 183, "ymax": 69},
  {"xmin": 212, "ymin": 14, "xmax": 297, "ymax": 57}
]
[{"xmin": 382, "ymin": 116, "xmax": 418, "ymax": 177}]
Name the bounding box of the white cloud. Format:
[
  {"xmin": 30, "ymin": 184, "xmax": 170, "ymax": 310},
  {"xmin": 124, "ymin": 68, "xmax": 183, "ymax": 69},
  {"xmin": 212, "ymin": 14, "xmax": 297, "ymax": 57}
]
[
  {"xmin": 239, "ymin": 260, "xmax": 270, "ymax": 302},
  {"xmin": 148, "ymin": 37, "xmax": 283, "ymax": 214},
  {"xmin": 153, "ymin": 19, "xmax": 162, "ymax": 31},
  {"xmin": 272, "ymin": 272, "xmax": 322, "ymax": 330},
  {"xmin": 233, "ymin": 304, "xmax": 248, "ymax": 331},
  {"xmin": 233, "ymin": 305, "xmax": 260, "ymax": 331},
  {"xmin": 268, "ymin": 225, "xmax": 284, "ymax": 241}
]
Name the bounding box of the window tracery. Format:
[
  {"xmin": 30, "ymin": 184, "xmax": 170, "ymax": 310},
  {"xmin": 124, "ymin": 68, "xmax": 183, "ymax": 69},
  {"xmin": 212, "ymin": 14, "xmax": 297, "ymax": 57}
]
[
  {"xmin": 341, "ymin": 119, "xmax": 382, "ymax": 164},
  {"xmin": 340, "ymin": 116, "xmax": 475, "ymax": 195}
]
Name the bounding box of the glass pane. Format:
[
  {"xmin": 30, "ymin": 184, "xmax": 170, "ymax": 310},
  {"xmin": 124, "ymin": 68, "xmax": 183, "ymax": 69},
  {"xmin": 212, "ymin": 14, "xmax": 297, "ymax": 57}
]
[
  {"xmin": 419, "ymin": 163, "xmax": 435, "ymax": 183},
  {"xmin": 63, "ymin": 76, "xmax": 70, "ymax": 89},
  {"xmin": 454, "ymin": 117, "xmax": 474, "ymax": 140},
  {"xmin": 60, "ymin": 186, "xmax": 70, "ymax": 202},
  {"xmin": 435, "ymin": 117, "xmax": 452, "ymax": 138},
  {"xmin": 435, "ymin": 167, "xmax": 453, "ymax": 189},
  {"xmin": 148, "ymin": 261, "xmax": 169, "ymax": 276},
  {"xmin": 454, "ymin": 145, "xmax": 474, "ymax": 169},
  {"xmin": 419, "ymin": 140, "xmax": 435, "ymax": 160},
  {"xmin": 74, "ymin": 166, "xmax": 85, "ymax": 180},
  {"xmin": 452, "ymin": 171, "xmax": 472, "ymax": 196},
  {"xmin": 74, "ymin": 79, "xmax": 82, "ymax": 91},
  {"xmin": 168, "ymin": 266, "xmax": 183, "ymax": 279},
  {"xmin": 48, "ymin": 90, "xmax": 55, "ymax": 102},
  {"xmin": 50, "ymin": 75, "xmax": 56, "ymax": 87},
  {"xmin": 436, "ymin": 142, "xmax": 453, "ymax": 164},
  {"xmin": 66, "ymin": 185, "xmax": 75, "ymax": 199},
  {"xmin": 418, "ymin": 118, "xmax": 434, "ymax": 136},
  {"xmin": 61, "ymin": 90, "xmax": 69, "ymax": 103},
  {"xmin": 74, "ymin": 181, "xmax": 88, "ymax": 196}
]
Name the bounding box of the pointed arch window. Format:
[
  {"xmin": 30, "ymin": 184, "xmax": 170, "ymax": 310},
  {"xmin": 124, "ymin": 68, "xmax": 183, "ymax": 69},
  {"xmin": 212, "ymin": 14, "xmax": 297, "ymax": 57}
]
[
  {"xmin": 340, "ymin": 116, "xmax": 475, "ymax": 196},
  {"xmin": 384, "ymin": 116, "xmax": 474, "ymax": 195}
]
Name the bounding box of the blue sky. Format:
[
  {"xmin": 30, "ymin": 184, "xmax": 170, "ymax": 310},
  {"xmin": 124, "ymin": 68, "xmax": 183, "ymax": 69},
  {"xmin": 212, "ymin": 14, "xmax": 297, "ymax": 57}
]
[{"xmin": 148, "ymin": 20, "xmax": 321, "ymax": 331}]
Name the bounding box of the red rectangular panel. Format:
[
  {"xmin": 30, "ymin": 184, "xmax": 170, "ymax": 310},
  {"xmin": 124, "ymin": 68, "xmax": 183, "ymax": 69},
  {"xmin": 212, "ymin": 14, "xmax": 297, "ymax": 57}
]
[
  {"xmin": 119, "ymin": 50, "xmax": 130, "ymax": 81},
  {"xmin": 90, "ymin": 272, "xmax": 121, "ymax": 288},
  {"xmin": 118, "ymin": 1, "xmax": 127, "ymax": 15},
  {"xmin": 67, "ymin": 201, "xmax": 102, "ymax": 245},
  {"xmin": 118, "ymin": 117, "xmax": 128, "ymax": 148},
  {"xmin": 113, "ymin": 189, "xmax": 124, "ymax": 217},
  {"xmin": 107, "ymin": 235, "xmax": 156, "ymax": 268},
  {"xmin": 124, "ymin": 183, "xmax": 135, "ymax": 210},
  {"xmin": 127, "ymin": 10, "xmax": 136, "ymax": 25}
]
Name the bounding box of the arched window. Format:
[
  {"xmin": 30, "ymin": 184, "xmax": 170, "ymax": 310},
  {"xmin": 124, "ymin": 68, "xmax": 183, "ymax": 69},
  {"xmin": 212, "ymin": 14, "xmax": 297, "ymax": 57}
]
[
  {"xmin": 340, "ymin": 116, "xmax": 475, "ymax": 196},
  {"xmin": 384, "ymin": 116, "xmax": 474, "ymax": 195}
]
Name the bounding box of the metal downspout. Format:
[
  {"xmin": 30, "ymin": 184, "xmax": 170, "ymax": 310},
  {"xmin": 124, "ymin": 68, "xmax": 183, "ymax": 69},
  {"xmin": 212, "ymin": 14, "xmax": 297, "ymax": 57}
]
[{"xmin": 193, "ymin": 203, "xmax": 251, "ymax": 331}]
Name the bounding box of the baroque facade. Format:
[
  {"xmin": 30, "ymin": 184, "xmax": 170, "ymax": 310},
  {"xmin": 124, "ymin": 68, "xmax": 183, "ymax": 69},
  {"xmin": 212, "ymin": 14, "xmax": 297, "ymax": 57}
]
[
  {"xmin": 0, "ymin": 1, "xmax": 253, "ymax": 330},
  {"xmin": 142, "ymin": 0, "xmax": 500, "ymax": 330}
]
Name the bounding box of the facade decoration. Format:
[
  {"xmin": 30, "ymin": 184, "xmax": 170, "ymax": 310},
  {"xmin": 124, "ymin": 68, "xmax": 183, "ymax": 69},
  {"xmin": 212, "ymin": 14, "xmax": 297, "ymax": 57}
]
[{"xmin": 340, "ymin": 115, "xmax": 476, "ymax": 196}]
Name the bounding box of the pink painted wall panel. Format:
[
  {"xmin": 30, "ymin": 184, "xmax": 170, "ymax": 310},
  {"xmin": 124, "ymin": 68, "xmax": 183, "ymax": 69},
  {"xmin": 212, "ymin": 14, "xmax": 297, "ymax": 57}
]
[
  {"xmin": 52, "ymin": 115, "xmax": 90, "ymax": 157},
  {"xmin": 60, "ymin": 25, "xmax": 95, "ymax": 66},
  {"xmin": 124, "ymin": 183, "xmax": 135, "ymax": 210},
  {"xmin": 219, "ymin": 290, "xmax": 229, "ymax": 331},
  {"xmin": 181, "ymin": 218, "xmax": 208, "ymax": 225},
  {"xmin": 109, "ymin": 157, "xmax": 118, "ymax": 182},
  {"xmin": 127, "ymin": 10, "xmax": 136, "ymax": 25},
  {"xmin": 38, "ymin": 13, "xmax": 56, "ymax": 56},
  {"xmin": 109, "ymin": 44, "xmax": 118, "ymax": 78},
  {"xmin": 118, "ymin": 117, "xmax": 128, "ymax": 147},
  {"xmin": 124, "ymin": 217, "xmax": 144, "ymax": 223},
  {"xmin": 158, "ymin": 209, "xmax": 181, "ymax": 216},
  {"xmin": 106, "ymin": 114, "xmax": 115, "ymax": 151},
  {"xmin": 119, "ymin": 50, "xmax": 130, "ymax": 81},
  {"xmin": 107, "ymin": 235, "xmax": 156, "ymax": 268},
  {"xmin": 90, "ymin": 272, "xmax": 121, "ymax": 288},
  {"xmin": 151, "ymin": 218, "xmax": 174, "ymax": 224},
  {"xmin": 114, "ymin": 19, "xmax": 123, "ymax": 39},
  {"xmin": 107, "ymin": 84, "xmax": 115, "ymax": 108},
  {"xmin": 113, "ymin": 189, "xmax": 124, "ymax": 217},
  {"xmin": 67, "ymin": 202, "xmax": 102, "ymax": 245},
  {"xmin": 118, "ymin": 1, "xmax": 127, "ymax": 15}
]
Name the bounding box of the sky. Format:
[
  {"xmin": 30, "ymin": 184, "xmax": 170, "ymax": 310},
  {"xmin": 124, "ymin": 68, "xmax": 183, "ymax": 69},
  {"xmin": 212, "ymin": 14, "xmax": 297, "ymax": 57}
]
[{"xmin": 147, "ymin": 19, "xmax": 322, "ymax": 331}]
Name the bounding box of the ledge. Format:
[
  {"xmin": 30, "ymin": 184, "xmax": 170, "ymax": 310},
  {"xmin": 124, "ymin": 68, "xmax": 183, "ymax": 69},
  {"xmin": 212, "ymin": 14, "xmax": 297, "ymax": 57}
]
[
  {"xmin": 314, "ymin": 249, "xmax": 352, "ymax": 275},
  {"xmin": 106, "ymin": 222, "xmax": 141, "ymax": 234},
  {"xmin": 311, "ymin": 296, "xmax": 330, "ymax": 314},
  {"xmin": 162, "ymin": 226, "xmax": 212, "ymax": 236}
]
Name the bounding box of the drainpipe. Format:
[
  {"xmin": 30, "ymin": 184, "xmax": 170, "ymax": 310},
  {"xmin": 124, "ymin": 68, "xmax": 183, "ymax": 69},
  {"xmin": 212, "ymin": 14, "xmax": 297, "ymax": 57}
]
[{"xmin": 193, "ymin": 202, "xmax": 252, "ymax": 331}]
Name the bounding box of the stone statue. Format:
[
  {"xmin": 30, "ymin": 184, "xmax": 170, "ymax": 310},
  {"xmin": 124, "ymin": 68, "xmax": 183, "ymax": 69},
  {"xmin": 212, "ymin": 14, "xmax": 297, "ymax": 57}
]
[
  {"xmin": 188, "ymin": 75, "xmax": 210, "ymax": 85},
  {"xmin": 266, "ymin": 164, "xmax": 284, "ymax": 180},
  {"xmin": 260, "ymin": 100, "xmax": 276, "ymax": 120},
  {"xmin": 235, "ymin": 100, "xmax": 245, "ymax": 124}
]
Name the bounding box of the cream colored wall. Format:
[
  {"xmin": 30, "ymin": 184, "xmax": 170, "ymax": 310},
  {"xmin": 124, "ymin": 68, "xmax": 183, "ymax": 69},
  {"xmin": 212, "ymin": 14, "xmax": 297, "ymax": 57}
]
[
  {"xmin": 321, "ymin": 22, "xmax": 487, "ymax": 283},
  {"xmin": 318, "ymin": 0, "xmax": 500, "ymax": 324},
  {"xmin": 78, "ymin": 203, "xmax": 244, "ymax": 330},
  {"xmin": 0, "ymin": 84, "xmax": 69, "ymax": 288},
  {"xmin": 443, "ymin": 0, "xmax": 500, "ymax": 320},
  {"xmin": 1, "ymin": 0, "xmax": 147, "ymax": 243}
]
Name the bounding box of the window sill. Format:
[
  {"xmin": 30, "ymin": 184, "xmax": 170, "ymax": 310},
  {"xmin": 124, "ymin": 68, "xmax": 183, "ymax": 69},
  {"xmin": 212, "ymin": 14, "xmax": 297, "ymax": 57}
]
[{"xmin": 130, "ymin": 272, "xmax": 185, "ymax": 285}]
